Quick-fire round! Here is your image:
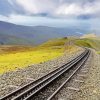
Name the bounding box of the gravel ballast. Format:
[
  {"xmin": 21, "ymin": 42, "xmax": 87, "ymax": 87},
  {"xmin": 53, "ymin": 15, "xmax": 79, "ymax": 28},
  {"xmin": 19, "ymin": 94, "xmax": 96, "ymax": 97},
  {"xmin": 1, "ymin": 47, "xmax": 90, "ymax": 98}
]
[
  {"xmin": 0, "ymin": 47, "xmax": 84, "ymax": 98},
  {"xmin": 54, "ymin": 49, "xmax": 100, "ymax": 100},
  {"xmin": 76, "ymin": 50, "xmax": 100, "ymax": 100}
]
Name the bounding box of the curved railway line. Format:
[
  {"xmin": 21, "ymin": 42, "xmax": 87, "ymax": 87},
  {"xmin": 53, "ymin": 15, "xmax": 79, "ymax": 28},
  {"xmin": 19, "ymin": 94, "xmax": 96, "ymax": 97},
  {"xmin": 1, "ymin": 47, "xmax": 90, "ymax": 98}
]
[{"xmin": 0, "ymin": 49, "xmax": 90, "ymax": 100}]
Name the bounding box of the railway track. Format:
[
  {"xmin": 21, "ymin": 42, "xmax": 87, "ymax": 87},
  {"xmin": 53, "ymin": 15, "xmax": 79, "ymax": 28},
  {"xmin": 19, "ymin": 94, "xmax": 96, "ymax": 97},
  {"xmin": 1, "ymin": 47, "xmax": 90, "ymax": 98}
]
[{"xmin": 0, "ymin": 49, "xmax": 90, "ymax": 100}]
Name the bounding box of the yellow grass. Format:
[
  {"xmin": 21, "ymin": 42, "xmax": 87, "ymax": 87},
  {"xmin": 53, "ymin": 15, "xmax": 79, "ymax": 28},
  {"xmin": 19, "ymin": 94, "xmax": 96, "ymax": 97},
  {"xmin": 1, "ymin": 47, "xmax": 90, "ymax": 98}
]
[
  {"xmin": 97, "ymin": 51, "xmax": 100, "ymax": 54},
  {"xmin": 0, "ymin": 38, "xmax": 78, "ymax": 74},
  {"xmin": 0, "ymin": 47, "xmax": 64, "ymax": 74}
]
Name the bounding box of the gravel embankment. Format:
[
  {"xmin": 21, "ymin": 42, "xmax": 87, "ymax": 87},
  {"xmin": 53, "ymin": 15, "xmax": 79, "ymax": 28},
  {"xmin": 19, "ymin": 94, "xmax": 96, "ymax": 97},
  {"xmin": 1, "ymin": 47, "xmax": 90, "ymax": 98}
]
[
  {"xmin": 76, "ymin": 50, "xmax": 100, "ymax": 100},
  {"xmin": 0, "ymin": 47, "xmax": 84, "ymax": 97},
  {"xmin": 53, "ymin": 49, "xmax": 92, "ymax": 100},
  {"xmin": 54, "ymin": 49, "xmax": 100, "ymax": 100}
]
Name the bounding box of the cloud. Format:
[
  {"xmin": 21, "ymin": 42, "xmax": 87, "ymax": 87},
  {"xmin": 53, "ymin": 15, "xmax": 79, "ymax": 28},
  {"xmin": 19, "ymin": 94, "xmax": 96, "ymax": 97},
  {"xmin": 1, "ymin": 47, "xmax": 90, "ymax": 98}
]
[
  {"xmin": 0, "ymin": 0, "xmax": 99, "ymax": 18},
  {"xmin": 0, "ymin": 14, "xmax": 37, "ymax": 25},
  {"xmin": 8, "ymin": 0, "xmax": 14, "ymax": 5},
  {"xmin": 14, "ymin": 0, "xmax": 58, "ymax": 15},
  {"xmin": 10, "ymin": 0, "xmax": 100, "ymax": 18},
  {"xmin": 0, "ymin": 14, "xmax": 90, "ymax": 27},
  {"xmin": 0, "ymin": 0, "xmax": 100, "ymax": 34},
  {"xmin": 54, "ymin": 1, "xmax": 100, "ymax": 18}
]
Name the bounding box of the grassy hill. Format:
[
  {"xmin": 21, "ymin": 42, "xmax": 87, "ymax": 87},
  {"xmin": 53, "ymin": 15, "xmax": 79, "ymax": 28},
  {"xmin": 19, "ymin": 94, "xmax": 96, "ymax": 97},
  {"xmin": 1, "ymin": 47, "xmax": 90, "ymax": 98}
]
[
  {"xmin": 0, "ymin": 33, "xmax": 35, "ymax": 45},
  {"xmin": 0, "ymin": 37, "xmax": 80, "ymax": 74},
  {"xmin": 75, "ymin": 38, "xmax": 100, "ymax": 51},
  {"xmin": 44, "ymin": 36, "xmax": 100, "ymax": 51},
  {"xmin": 0, "ymin": 36, "xmax": 100, "ymax": 74},
  {"xmin": 40, "ymin": 37, "xmax": 68, "ymax": 47}
]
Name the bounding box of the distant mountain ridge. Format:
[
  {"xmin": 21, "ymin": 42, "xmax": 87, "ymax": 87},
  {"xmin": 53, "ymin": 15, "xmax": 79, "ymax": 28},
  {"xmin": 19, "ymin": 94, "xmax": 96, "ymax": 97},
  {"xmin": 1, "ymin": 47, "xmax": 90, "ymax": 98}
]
[{"xmin": 0, "ymin": 21, "xmax": 88, "ymax": 45}]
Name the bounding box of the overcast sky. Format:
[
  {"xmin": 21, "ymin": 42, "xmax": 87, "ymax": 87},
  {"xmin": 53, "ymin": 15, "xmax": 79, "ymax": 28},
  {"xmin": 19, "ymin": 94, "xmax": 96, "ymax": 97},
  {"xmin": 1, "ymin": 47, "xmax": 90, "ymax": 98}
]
[{"xmin": 0, "ymin": 0, "xmax": 100, "ymax": 34}]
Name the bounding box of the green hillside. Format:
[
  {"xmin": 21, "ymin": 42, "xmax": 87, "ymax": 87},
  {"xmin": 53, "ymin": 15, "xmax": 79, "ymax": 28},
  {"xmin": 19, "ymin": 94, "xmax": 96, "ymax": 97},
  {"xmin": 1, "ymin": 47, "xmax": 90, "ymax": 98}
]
[
  {"xmin": 40, "ymin": 37, "xmax": 100, "ymax": 51},
  {"xmin": 75, "ymin": 38, "xmax": 100, "ymax": 51},
  {"xmin": 0, "ymin": 37, "xmax": 81, "ymax": 74},
  {"xmin": 0, "ymin": 33, "xmax": 35, "ymax": 45},
  {"xmin": 40, "ymin": 37, "xmax": 68, "ymax": 47}
]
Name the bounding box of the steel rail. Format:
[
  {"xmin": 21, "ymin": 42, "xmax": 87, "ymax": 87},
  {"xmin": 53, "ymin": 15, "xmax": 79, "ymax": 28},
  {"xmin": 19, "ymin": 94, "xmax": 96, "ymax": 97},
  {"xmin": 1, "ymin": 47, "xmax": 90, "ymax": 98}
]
[
  {"xmin": 13, "ymin": 50, "xmax": 89, "ymax": 100},
  {"xmin": 0, "ymin": 49, "xmax": 88, "ymax": 100},
  {"xmin": 23, "ymin": 50, "xmax": 89, "ymax": 100},
  {"xmin": 0, "ymin": 50, "xmax": 86, "ymax": 100},
  {"xmin": 47, "ymin": 50, "xmax": 90, "ymax": 100}
]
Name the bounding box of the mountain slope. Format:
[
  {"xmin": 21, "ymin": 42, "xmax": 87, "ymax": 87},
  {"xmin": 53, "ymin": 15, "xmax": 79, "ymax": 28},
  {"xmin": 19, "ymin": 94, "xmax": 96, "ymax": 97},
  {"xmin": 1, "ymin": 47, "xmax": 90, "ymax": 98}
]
[
  {"xmin": 0, "ymin": 21, "xmax": 88, "ymax": 45},
  {"xmin": 75, "ymin": 38, "xmax": 100, "ymax": 51},
  {"xmin": 0, "ymin": 33, "xmax": 35, "ymax": 45}
]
